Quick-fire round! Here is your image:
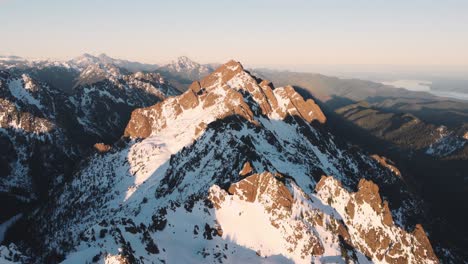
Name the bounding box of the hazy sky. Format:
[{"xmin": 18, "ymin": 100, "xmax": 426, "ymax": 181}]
[{"xmin": 1, "ymin": 0, "xmax": 467, "ymax": 66}]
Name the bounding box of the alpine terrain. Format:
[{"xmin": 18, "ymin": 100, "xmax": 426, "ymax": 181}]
[{"xmin": 0, "ymin": 60, "xmax": 445, "ymax": 263}]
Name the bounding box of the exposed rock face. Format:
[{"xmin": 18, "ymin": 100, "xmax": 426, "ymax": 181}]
[
  {"xmin": 274, "ymin": 85, "xmax": 326, "ymax": 123},
  {"xmin": 238, "ymin": 161, "xmax": 253, "ymax": 177},
  {"xmin": 371, "ymin": 154, "xmax": 401, "ymax": 177},
  {"xmin": 316, "ymin": 176, "xmax": 438, "ymax": 263},
  {"xmin": 93, "ymin": 143, "xmax": 111, "ymax": 153},
  {"xmin": 227, "ymin": 172, "xmax": 293, "ymax": 207}
]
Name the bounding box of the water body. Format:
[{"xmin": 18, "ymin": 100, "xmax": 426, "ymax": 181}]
[
  {"xmin": 381, "ymin": 80, "xmax": 432, "ymax": 92},
  {"xmin": 380, "ymin": 80, "xmax": 468, "ymax": 101}
]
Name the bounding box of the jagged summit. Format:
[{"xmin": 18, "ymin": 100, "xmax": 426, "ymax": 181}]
[{"xmin": 125, "ymin": 60, "xmax": 325, "ymax": 138}]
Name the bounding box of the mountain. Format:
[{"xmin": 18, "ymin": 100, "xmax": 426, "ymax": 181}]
[
  {"xmin": 5, "ymin": 61, "xmax": 446, "ymax": 263},
  {"xmin": 0, "ymin": 55, "xmax": 466, "ymax": 263},
  {"xmin": 162, "ymin": 56, "xmax": 212, "ymax": 79},
  {"xmin": 0, "ymin": 71, "xmax": 78, "ymax": 223}
]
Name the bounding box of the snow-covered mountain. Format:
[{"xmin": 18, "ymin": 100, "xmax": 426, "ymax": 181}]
[
  {"xmin": 0, "ymin": 71, "xmax": 78, "ymax": 221},
  {"xmin": 157, "ymin": 56, "xmax": 214, "ymax": 92},
  {"xmin": 162, "ymin": 56, "xmax": 212, "ymax": 79},
  {"xmin": 14, "ymin": 60, "xmax": 441, "ymax": 263}
]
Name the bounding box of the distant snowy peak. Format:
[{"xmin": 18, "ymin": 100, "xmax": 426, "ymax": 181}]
[
  {"xmin": 69, "ymin": 53, "xmax": 102, "ymax": 68},
  {"xmin": 160, "ymin": 56, "xmax": 213, "ymax": 80},
  {"xmin": 69, "ymin": 53, "xmax": 159, "ymax": 72},
  {"xmin": 169, "ymin": 56, "xmax": 206, "ymax": 72}
]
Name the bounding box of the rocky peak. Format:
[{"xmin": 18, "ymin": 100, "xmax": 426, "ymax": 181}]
[
  {"xmin": 124, "ymin": 60, "xmax": 326, "ymax": 139},
  {"xmin": 239, "ymin": 161, "xmax": 253, "ymax": 177}
]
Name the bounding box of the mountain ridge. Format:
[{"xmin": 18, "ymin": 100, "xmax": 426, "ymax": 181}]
[
  {"xmin": 0, "ymin": 55, "xmax": 466, "ymax": 263},
  {"xmin": 3, "ymin": 60, "xmax": 441, "ymax": 263}
]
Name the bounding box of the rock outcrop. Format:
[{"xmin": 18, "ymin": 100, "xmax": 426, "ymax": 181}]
[
  {"xmin": 371, "ymin": 154, "xmax": 401, "ymax": 177},
  {"xmin": 93, "ymin": 143, "xmax": 111, "ymax": 153}
]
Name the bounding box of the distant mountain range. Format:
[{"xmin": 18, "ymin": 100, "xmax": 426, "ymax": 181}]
[{"xmin": 0, "ymin": 54, "xmax": 216, "ymax": 93}]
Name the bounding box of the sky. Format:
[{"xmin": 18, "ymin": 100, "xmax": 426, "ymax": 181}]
[{"xmin": 1, "ymin": 0, "xmax": 467, "ymax": 68}]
